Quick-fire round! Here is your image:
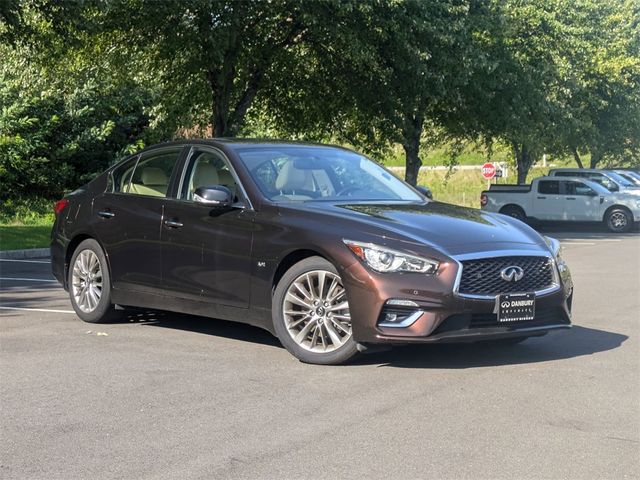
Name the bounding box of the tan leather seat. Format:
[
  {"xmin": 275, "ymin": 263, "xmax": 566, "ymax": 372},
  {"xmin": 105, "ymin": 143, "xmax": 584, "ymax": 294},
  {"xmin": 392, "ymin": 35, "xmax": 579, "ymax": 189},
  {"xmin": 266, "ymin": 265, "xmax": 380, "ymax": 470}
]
[
  {"xmin": 274, "ymin": 162, "xmax": 312, "ymax": 200},
  {"xmin": 129, "ymin": 167, "xmax": 168, "ymax": 196},
  {"xmin": 189, "ymin": 163, "xmax": 219, "ymax": 199}
]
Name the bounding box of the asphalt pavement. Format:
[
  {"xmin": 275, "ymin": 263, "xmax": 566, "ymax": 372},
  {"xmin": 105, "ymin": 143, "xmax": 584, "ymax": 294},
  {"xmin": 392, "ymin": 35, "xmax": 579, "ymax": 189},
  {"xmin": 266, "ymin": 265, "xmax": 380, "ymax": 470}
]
[{"xmin": 1, "ymin": 229, "xmax": 639, "ymax": 479}]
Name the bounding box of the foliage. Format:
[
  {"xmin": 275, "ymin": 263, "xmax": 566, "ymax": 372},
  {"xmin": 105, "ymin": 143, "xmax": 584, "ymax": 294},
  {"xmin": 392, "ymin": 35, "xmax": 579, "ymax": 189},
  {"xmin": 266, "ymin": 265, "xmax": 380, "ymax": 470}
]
[
  {"xmin": 0, "ymin": 41, "xmax": 162, "ymax": 201},
  {"xmin": 1, "ymin": 0, "xmax": 638, "ymax": 199}
]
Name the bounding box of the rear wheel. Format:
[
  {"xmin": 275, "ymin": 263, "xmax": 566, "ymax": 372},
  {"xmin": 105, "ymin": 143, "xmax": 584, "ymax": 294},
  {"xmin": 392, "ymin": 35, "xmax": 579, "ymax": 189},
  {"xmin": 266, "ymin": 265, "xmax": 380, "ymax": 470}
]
[
  {"xmin": 272, "ymin": 257, "xmax": 358, "ymax": 365},
  {"xmin": 68, "ymin": 239, "xmax": 121, "ymax": 323},
  {"xmin": 500, "ymin": 205, "xmax": 527, "ymax": 223},
  {"xmin": 605, "ymin": 207, "xmax": 632, "ymax": 233}
]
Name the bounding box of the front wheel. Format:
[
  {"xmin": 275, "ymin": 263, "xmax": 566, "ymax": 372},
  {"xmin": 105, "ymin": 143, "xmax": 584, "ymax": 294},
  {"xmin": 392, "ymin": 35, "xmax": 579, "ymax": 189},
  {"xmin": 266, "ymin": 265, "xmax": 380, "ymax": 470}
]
[
  {"xmin": 272, "ymin": 257, "xmax": 358, "ymax": 365},
  {"xmin": 68, "ymin": 239, "xmax": 121, "ymax": 323},
  {"xmin": 605, "ymin": 208, "xmax": 632, "ymax": 233},
  {"xmin": 500, "ymin": 205, "xmax": 527, "ymax": 223}
]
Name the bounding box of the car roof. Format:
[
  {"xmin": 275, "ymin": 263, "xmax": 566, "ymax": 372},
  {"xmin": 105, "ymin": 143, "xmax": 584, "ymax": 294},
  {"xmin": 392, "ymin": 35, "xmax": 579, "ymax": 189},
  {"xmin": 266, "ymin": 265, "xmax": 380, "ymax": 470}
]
[
  {"xmin": 549, "ymin": 168, "xmax": 606, "ymax": 173},
  {"xmin": 139, "ymin": 138, "xmax": 351, "ymax": 152}
]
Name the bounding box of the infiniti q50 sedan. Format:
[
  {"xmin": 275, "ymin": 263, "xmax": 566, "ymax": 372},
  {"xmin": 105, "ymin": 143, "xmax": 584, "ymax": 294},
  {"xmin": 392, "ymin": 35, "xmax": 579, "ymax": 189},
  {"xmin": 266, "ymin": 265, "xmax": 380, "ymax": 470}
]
[{"xmin": 51, "ymin": 140, "xmax": 573, "ymax": 364}]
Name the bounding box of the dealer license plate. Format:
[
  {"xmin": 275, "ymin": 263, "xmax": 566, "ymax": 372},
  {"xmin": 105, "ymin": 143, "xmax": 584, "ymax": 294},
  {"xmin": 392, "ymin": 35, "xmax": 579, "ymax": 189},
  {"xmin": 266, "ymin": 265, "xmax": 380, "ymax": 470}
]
[{"xmin": 497, "ymin": 293, "xmax": 535, "ymax": 322}]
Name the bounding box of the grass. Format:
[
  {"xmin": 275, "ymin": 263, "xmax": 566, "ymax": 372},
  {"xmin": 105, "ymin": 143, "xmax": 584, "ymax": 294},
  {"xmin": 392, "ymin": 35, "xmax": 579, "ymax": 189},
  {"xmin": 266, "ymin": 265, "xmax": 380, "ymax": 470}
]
[
  {"xmin": 411, "ymin": 165, "xmax": 554, "ymax": 208},
  {"xmin": 0, "ymin": 225, "xmax": 52, "ymax": 251},
  {"xmin": 0, "ymin": 197, "xmax": 55, "ymax": 250}
]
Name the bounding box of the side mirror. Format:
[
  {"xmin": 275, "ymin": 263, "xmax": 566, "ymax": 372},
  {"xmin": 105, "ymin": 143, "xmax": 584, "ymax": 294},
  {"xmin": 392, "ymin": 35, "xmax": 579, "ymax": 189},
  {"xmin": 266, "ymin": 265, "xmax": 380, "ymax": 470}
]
[
  {"xmin": 193, "ymin": 185, "xmax": 233, "ymax": 208},
  {"xmin": 415, "ymin": 185, "xmax": 433, "ymax": 199}
]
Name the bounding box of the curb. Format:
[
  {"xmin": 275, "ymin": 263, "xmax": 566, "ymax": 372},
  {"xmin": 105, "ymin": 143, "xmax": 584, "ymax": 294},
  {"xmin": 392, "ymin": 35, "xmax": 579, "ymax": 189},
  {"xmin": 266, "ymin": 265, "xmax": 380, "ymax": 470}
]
[{"xmin": 0, "ymin": 248, "xmax": 50, "ymax": 260}]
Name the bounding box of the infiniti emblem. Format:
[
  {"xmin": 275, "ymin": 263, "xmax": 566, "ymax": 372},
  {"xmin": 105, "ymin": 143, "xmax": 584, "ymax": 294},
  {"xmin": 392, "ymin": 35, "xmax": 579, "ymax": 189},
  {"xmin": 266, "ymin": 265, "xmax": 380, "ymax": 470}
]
[{"xmin": 500, "ymin": 266, "xmax": 524, "ymax": 282}]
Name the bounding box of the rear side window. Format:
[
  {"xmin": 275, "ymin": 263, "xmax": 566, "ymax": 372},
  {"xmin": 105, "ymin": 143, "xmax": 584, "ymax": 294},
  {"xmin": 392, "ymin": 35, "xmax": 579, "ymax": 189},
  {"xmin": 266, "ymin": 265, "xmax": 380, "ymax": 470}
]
[
  {"xmin": 127, "ymin": 149, "xmax": 182, "ymax": 198},
  {"xmin": 112, "ymin": 156, "xmax": 139, "ymax": 193},
  {"xmin": 538, "ymin": 181, "xmax": 560, "ymax": 194}
]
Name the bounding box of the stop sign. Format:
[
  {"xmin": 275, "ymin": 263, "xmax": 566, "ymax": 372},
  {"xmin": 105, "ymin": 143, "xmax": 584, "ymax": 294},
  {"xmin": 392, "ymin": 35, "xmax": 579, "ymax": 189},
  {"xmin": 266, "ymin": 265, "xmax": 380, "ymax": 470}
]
[{"xmin": 481, "ymin": 162, "xmax": 496, "ymax": 180}]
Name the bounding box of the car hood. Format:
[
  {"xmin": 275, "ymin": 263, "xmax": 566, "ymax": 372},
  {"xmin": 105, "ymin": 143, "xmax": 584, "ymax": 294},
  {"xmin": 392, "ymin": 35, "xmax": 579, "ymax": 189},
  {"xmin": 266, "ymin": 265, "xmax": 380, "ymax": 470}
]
[{"xmin": 295, "ymin": 201, "xmax": 547, "ymax": 256}]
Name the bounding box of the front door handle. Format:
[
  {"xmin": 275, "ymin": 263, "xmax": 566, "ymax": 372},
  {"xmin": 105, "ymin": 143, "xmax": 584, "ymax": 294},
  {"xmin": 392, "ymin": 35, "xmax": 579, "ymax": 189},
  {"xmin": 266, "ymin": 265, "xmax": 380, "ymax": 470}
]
[
  {"xmin": 164, "ymin": 219, "xmax": 184, "ymax": 229},
  {"xmin": 537, "ymin": 196, "xmax": 547, "ymax": 199},
  {"xmin": 566, "ymin": 197, "xmax": 576, "ymax": 200},
  {"xmin": 97, "ymin": 210, "xmax": 115, "ymax": 218}
]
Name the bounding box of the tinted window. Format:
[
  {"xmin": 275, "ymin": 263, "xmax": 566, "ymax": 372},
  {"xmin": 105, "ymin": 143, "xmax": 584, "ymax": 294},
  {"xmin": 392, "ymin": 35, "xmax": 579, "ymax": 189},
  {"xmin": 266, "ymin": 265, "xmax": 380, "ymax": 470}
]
[
  {"xmin": 538, "ymin": 181, "xmax": 560, "ymax": 194},
  {"xmin": 587, "ymin": 174, "xmax": 617, "ymax": 192},
  {"xmin": 181, "ymin": 149, "xmax": 239, "ymax": 201},
  {"xmin": 564, "ymin": 181, "xmax": 595, "ymax": 196},
  {"xmin": 127, "ymin": 149, "xmax": 181, "ymax": 197},
  {"xmin": 237, "ymin": 147, "xmax": 421, "ymax": 202},
  {"xmin": 112, "ymin": 156, "xmax": 139, "ymax": 193}
]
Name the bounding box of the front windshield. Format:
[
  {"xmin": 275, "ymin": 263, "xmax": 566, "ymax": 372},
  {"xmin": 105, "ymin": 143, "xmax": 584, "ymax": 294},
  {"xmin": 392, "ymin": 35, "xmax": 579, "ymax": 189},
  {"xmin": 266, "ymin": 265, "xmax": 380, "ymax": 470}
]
[
  {"xmin": 614, "ymin": 171, "xmax": 640, "ymax": 186},
  {"xmin": 236, "ymin": 146, "xmax": 423, "ymax": 202},
  {"xmin": 606, "ymin": 171, "xmax": 637, "ymax": 188}
]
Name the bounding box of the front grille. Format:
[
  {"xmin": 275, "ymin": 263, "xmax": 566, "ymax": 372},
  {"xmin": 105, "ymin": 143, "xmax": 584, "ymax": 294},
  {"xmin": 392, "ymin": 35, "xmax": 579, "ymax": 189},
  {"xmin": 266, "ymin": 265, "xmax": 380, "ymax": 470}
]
[{"xmin": 458, "ymin": 256, "xmax": 555, "ymax": 296}]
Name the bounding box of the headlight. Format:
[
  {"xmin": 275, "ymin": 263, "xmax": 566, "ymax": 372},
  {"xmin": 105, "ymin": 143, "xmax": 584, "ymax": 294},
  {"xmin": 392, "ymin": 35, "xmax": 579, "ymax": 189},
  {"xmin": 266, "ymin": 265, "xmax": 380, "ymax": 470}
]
[{"xmin": 343, "ymin": 239, "xmax": 439, "ymax": 274}]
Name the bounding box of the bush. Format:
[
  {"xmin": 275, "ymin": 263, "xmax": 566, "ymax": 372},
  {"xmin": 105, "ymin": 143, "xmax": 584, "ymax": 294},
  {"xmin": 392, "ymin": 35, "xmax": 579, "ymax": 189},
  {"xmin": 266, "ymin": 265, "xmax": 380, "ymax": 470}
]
[
  {"xmin": 0, "ymin": 197, "xmax": 55, "ymax": 226},
  {"xmin": 0, "ymin": 45, "xmax": 163, "ymax": 203}
]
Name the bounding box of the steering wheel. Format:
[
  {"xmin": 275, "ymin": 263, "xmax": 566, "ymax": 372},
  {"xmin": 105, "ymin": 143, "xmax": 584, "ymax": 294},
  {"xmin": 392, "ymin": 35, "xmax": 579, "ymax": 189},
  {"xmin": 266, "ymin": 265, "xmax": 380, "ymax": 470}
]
[{"xmin": 336, "ymin": 186, "xmax": 361, "ymax": 197}]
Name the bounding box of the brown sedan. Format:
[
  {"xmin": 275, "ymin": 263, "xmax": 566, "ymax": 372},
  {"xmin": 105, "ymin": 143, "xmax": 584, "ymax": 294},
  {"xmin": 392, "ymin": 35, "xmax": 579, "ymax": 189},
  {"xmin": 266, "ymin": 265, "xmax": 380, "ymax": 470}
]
[{"xmin": 51, "ymin": 140, "xmax": 573, "ymax": 364}]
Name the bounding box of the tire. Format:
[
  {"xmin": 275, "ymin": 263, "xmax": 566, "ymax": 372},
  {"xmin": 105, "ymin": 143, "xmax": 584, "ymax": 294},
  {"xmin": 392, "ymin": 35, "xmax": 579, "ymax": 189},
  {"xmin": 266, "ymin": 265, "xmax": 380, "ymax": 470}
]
[
  {"xmin": 68, "ymin": 239, "xmax": 121, "ymax": 323},
  {"xmin": 272, "ymin": 256, "xmax": 359, "ymax": 365},
  {"xmin": 605, "ymin": 207, "xmax": 632, "ymax": 233},
  {"xmin": 500, "ymin": 205, "xmax": 527, "ymax": 223}
]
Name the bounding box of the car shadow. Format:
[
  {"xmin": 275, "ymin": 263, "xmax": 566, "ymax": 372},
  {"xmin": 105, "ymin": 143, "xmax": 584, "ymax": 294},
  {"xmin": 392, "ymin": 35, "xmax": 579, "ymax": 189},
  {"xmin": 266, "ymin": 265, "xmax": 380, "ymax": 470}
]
[
  {"xmin": 534, "ymin": 222, "xmax": 640, "ymax": 237},
  {"xmin": 122, "ymin": 309, "xmax": 283, "ymax": 348},
  {"xmin": 356, "ymin": 326, "xmax": 627, "ymax": 369},
  {"xmin": 123, "ymin": 310, "xmax": 626, "ymax": 368}
]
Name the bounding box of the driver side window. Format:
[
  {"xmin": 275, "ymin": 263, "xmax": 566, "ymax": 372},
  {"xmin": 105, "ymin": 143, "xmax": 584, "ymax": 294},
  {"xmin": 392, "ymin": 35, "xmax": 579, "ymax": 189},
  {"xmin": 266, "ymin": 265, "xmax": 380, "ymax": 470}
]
[
  {"xmin": 181, "ymin": 149, "xmax": 239, "ymax": 201},
  {"xmin": 565, "ymin": 181, "xmax": 595, "ymax": 196}
]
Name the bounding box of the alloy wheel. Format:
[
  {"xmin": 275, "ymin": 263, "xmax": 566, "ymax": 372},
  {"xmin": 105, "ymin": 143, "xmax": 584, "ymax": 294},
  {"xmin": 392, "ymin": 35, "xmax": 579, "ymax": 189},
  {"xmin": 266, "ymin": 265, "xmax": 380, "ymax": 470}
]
[
  {"xmin": 71, "ymin": 250, "xmax": 103, "ymax": 313},
  {"xmin": 609, "ymin": 211, "xmax": 628, "ymax": 231},
  {"xmin": 282, "ymin": 270, "xmax": 352, "ymax": 353}
]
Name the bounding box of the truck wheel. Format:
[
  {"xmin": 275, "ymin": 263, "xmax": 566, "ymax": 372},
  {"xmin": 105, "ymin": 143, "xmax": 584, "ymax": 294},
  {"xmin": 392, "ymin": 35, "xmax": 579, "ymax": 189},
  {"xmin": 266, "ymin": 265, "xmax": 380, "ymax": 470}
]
[
  {"xmin": 605, "ymin": 207, "xmax": 632, "ymax": 233},
  {"xmin": 500, "ymin": 205, "xmax": 527, "ymax": 223}
]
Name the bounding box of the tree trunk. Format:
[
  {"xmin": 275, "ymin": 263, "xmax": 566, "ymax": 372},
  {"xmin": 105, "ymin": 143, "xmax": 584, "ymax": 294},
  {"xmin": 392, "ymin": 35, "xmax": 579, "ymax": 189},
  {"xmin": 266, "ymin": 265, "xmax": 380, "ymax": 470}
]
[
  {"xmin": 402, "ymin": 116, "xmax": 424, "ymax": 186},
  {"xmin": 571, "ymin": 147, "xmax": 584, "ymax": 169},
  {"xmin": 514, "ymin": 143, "xmax": 534, "ymax": 184},
  {"xmin": 589, "ymin": 148, "xmax": 602, "ymax": 168},
  {"xmin": 208, "ymin": 70, "xmax": 232, "ymax": 137}
]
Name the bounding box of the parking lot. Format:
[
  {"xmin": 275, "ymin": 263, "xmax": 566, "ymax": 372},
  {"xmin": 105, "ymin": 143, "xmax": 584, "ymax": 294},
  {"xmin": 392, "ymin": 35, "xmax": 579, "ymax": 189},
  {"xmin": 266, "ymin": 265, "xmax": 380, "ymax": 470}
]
[{"xmin": 1, "ymin": 229, "xmax": 639, "ymax": 480}]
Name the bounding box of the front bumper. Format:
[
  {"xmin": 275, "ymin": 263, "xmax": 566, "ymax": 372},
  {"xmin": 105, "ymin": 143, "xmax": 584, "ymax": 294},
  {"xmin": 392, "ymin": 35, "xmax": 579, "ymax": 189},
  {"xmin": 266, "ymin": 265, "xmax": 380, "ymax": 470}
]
[{"xmin": 343, "ymin": 253, "xmax": 573, "ymax": 345}]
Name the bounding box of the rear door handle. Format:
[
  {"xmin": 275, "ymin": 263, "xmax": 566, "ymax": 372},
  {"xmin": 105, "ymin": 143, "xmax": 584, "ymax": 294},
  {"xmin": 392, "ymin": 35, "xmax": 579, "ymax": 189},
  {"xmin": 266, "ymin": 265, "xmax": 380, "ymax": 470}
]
[
  {"xmin": 537, "ymin": 196, "xmax": 547, "ymax": 199},
  {"xmin": 566, "ymin": 197, "xmax": 576, "ymax": 200},
  {"xmin": 164, "ymin": 219, "xmax": 184, "ymax": 229},
  {"xmin": 97, "ymin": 210, "xmax": 115, "ymax": 218}
]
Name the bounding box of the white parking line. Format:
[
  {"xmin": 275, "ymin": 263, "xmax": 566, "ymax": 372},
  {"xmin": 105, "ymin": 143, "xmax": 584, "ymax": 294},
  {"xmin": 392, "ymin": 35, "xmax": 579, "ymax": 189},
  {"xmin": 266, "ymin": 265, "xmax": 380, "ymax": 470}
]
[
  {"xmin": 561, "ymin": 242, "xmax": 596, "ymax": 245},
  {"xmin": 0, "ymin": 306, "xmax": 75, "ymax": 314},
  {"xmin": 0, "ymin": 259, "xmax": 51, "ymax": 264},
  {"xmin": 0, "ymin": 277, "xmax": 57, "ymax": 283}
]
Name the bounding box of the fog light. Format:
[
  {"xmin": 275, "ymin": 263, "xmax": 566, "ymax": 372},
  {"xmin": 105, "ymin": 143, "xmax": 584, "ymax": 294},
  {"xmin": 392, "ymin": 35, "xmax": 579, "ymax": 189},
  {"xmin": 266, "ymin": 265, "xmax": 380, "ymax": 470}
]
[
  {"xmin": 384, "ymin": 312, "xmax": 398, "ymax": 323},
  {"xmin": 378, "ymin": 301, "xmax": 424, "ymax": 328}
]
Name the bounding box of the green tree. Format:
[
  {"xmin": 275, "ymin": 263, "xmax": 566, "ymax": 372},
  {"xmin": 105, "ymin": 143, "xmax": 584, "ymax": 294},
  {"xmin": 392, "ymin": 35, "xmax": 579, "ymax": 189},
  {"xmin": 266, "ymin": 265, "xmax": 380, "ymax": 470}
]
[{"xmin": 554, "ymin": 0, "xmax": 640, "ymax": 168}]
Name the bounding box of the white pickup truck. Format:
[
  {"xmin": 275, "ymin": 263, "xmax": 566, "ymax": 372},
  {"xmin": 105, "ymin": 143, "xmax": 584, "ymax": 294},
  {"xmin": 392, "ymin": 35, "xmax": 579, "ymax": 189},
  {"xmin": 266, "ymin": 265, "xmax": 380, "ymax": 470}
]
[{"xmin": 481, "ymin": 176, "xmax": 640, "ymax": 232}]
